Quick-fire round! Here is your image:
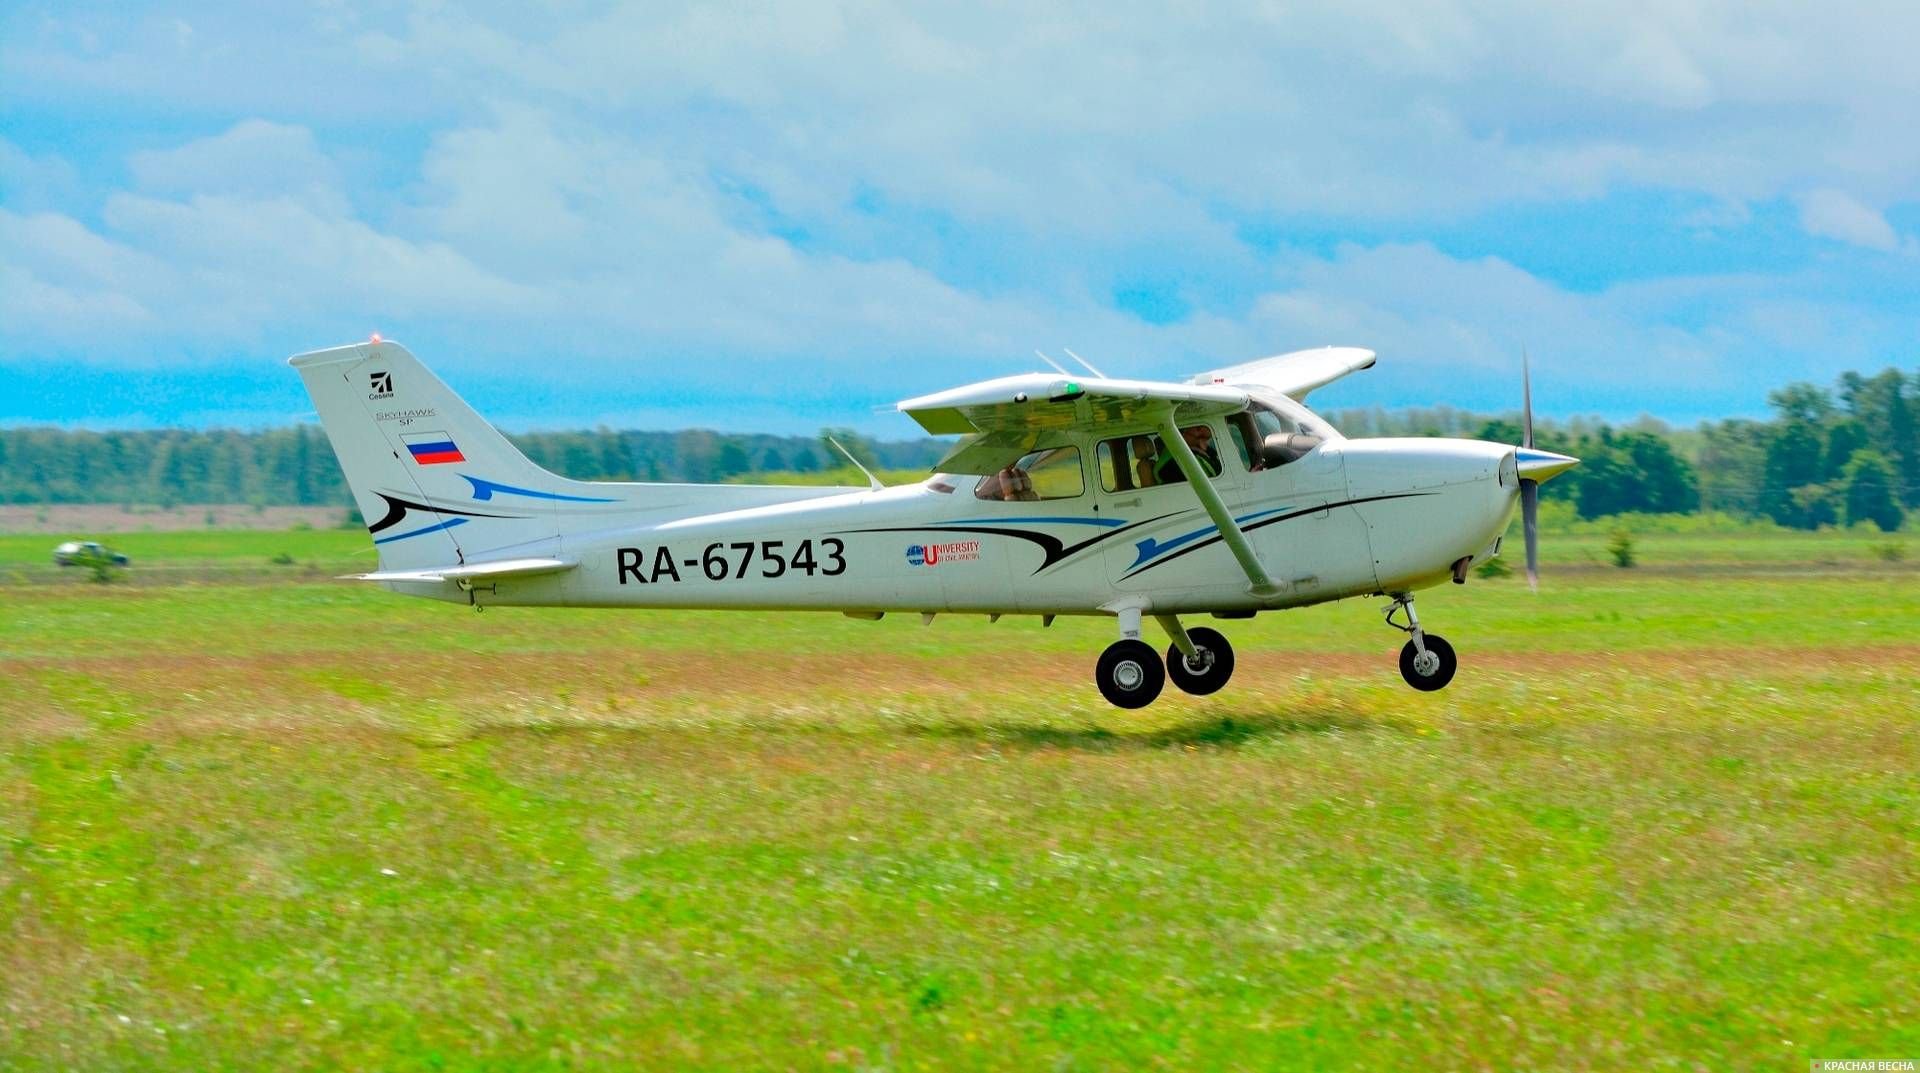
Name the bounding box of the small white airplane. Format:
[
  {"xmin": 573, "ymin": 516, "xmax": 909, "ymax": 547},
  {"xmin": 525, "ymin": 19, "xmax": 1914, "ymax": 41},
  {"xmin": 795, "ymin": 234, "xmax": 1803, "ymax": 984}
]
[{"xmin": 292, "ymin": 340, "xmax": 1576, "ymax": 708}]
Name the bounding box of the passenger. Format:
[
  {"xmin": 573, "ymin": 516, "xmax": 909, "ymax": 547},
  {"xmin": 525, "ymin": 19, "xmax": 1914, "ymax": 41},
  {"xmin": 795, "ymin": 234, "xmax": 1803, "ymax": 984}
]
[
  {"xmin": 976, "ymin": 465, "xmax": 1035, "ymax": 501},
  {"xmin": 1156, "ymin": 425, "xmax": 1222, "ymax": 485},
  {"xmin": 1130, "ymin": 436, "xmax": 1158, "ymax": 488}
]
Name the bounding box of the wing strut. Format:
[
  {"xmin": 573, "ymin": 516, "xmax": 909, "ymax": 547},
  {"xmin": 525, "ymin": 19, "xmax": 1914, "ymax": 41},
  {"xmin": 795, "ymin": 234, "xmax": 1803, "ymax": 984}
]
[{"xmin": 1157, "ymin": 411, "xmax": 1281, "ymax": 599}]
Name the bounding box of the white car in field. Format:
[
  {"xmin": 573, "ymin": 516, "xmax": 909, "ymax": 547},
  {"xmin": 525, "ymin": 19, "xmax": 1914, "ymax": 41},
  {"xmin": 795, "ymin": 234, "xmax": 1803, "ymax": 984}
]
[{"xmin": 53, "ymin": 540, "xmax": 131, "ymax": 568}]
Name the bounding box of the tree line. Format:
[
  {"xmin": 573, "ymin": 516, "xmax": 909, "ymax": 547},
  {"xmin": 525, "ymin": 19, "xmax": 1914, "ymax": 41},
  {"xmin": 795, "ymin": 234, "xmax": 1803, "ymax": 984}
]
[
  {"xmin": 0, "ymin": 427, "xmax": 946, "ymax": 508},
  {"xmin": 1, "ymin": 366, "xmax": 1912, "ymax": 529},
  {"xmin": 1325, "ymin": 365, "xmax": 1916, "ymax": 531}
]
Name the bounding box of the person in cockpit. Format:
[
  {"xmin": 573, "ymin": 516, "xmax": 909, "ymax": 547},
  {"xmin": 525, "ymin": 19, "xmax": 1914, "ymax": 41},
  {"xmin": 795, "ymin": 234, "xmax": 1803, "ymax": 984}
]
[
  {"xmin": 1130, "ymin": 436, "xmax": 1159, "ymax": 488},
  {"xmin": 976, "ymin": 465, "xmax": 1037, "ymax": 501},
  {"xmin": 1155, "ymin": 424, "xmax": 1222, "ymax": 484}
]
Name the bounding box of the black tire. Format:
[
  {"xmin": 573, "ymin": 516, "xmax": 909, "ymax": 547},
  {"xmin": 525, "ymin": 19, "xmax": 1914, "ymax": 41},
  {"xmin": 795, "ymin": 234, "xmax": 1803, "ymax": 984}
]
[
  {"xmin": 1095, "ymin": 639, "xmax": 1165, "ymax": 709},
  {"xmin": 1398, "ymin": 634, "xmax": 1458, "ymax": 691},
  {"xmin": 1166, "ymin": 626, "xmax": 1234, "ymax": 696}
]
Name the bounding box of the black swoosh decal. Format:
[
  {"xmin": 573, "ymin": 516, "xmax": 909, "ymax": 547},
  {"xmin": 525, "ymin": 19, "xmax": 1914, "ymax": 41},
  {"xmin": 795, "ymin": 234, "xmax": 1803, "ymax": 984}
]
[
  {"xmin": 1119, "ymin": 492, "xmax": 1436, "ymax": 580},
  {"xmin": 365, "ymin": 491, "xmax": 526, "ymax": 535}
]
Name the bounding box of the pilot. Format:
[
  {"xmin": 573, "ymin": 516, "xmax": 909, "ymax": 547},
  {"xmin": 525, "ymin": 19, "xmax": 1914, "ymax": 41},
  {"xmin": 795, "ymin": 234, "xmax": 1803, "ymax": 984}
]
[
  {"xmin": 1130, "ymin": 436, "xmax": 1158, "ymax": 488},
  {"xmin": 1156, "ymin": 424, "xmax": 1222, "ymax": 485},
  {"xmin": 977, "ymin": 465, "xmax": 1036, "ymax": 501}
]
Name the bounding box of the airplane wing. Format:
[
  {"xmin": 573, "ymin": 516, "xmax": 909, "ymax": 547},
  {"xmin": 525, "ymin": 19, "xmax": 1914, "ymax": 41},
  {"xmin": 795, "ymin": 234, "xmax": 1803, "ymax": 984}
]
[
  {"xmin": 344, "ymin": 557, "xmax": 577, "ymax": 583},
  {"xmin": 897, "ymin": 373, "xmax": 1249, "ymax": 436},
  {"xmin": 898, "ymin": 373, "xmax": 1250, "ymax": 474},
  {"xmin": 1187, "ymin": 346, "xmax": 1376, "ymax": 401}
]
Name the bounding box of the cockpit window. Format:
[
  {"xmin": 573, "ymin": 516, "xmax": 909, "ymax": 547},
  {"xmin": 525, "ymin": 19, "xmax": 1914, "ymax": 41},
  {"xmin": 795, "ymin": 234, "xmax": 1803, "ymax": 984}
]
[
  {"xmin": 1230, "ymin": 396, "xmax": 1341, "ymax": 470},
  {"xmin": 974, "ymin": 446, "xmax": 1085, "ymax": 501}
]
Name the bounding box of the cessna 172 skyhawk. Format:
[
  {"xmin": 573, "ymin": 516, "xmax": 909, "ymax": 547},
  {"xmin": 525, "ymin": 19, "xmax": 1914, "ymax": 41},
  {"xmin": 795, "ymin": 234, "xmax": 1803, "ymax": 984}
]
[{"xmin": 292, "ymin": 340, "xmax": 1576, "ymax": 708}]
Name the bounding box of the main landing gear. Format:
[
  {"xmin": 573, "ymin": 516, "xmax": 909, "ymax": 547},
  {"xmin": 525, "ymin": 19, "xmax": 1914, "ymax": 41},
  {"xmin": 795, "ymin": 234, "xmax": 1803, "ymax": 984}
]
[
  {"xmin": 1093, "ymin": 609, "xmax": 1235, "ymax": 709},
  {"xmin": 1385, "ymin": 592, "xmax": 1457, "ymax": 691}
]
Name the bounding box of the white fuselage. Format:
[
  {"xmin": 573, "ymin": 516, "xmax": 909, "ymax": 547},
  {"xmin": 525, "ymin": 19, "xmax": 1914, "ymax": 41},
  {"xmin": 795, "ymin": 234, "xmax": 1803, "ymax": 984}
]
[{"xmin": 414, "ymin": 436, "xmax": 1520, "ymax": 617}]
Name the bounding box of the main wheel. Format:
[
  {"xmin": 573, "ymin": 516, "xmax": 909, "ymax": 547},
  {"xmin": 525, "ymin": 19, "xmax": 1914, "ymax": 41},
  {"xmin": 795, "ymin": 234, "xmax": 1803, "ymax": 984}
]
[
  {"xmin": 1398, "ymin": 634, "xmax": 1457, "ymax": 691},
  {"xmin": 1095, "ymin": 639, "xmax": 1165, "ymax": 709},
  {"xmin": 1166, "ymin": 627, "xmax": 1234, "ymax": 696}
]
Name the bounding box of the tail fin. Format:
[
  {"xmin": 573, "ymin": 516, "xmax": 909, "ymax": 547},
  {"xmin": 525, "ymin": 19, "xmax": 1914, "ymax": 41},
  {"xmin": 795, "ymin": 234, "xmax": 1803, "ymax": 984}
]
[{"xmin": 290, "ymin": 339, "xmax": 611, "ymax": 571}]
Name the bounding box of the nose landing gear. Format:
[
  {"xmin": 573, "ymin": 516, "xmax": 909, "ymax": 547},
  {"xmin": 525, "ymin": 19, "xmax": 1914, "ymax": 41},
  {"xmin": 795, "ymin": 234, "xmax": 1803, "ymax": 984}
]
[{"xmin": 1386, "ymin": 593, "xmax": 1457, "ymax": 691}]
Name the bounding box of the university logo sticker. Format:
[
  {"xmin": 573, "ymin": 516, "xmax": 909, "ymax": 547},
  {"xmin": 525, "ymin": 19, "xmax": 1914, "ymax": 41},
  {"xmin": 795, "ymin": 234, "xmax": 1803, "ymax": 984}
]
[
  {"xmin": 905, "ymin": 539, "xmax": 981, "ymax": 567},
  {"xmin": 402, "ymin": 431, "xmax": 465, "ymax": 465}
]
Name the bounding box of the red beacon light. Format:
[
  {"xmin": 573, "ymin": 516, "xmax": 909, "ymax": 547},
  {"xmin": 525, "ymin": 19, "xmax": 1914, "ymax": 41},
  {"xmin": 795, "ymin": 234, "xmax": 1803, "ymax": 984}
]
[{"xmin": 370, "ymin": 332, "xmax": 382, "ymax": 344}]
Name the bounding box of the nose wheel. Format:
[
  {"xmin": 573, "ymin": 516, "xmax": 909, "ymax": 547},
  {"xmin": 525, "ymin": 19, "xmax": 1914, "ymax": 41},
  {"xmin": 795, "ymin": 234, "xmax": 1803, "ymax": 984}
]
[
  {"xmin": 1095, "ymin": 639, "xmax": 1165, "ymax": 709},
  {"xmin": 1386, "ymin": 593, "xmax": 1458, "ymax": 691},
  {"xmin": 1398, "ymin": 634, "xmax": 1457, "ymax": 690}
]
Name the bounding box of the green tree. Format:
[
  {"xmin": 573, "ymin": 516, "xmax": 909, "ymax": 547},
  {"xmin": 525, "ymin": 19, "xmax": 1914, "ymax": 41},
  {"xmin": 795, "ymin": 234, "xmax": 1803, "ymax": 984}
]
[
  {"xmin": 716, "ymin": 442, "xmax": 751, "ymax": 477},
  {"xmin": 1474, "ymin": 418, "xmax": 1523, "ymax": 445},
  {"xmin": 1842, "ymin": 450, "xmax": 1904, "ymax": 531},
  {"xmin": 1761, "ymin": 386, "xmax": 1834, "ymax": 528},
  {"xmin": 1617, "ymin": 431, "xmax": 1698, "ymax": 513},
  {"xmin": 1697, "ymin": 419, "xmax": 1767, "ymax": 517},
  {"xmin": 1889, "ymin": 373, "xmax": 1919, "ymax": 509}
]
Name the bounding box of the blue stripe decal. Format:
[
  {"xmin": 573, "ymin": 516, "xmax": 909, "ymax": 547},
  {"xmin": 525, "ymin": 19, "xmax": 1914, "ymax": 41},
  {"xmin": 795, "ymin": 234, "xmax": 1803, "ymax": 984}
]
[
  {"xmin": 946, "ymin": 515, "xmax": 1125, "ymax": 528},
  {"xmin": 463, "ymin": 475, "xmax": 618, "ymax": 503},
  {"xmin": 1128, "ymin": 506, "xmax": 1292, "ymax": 568},
  {"xmin": 373, "ymin": 517, "xmax": 469, "ymax": 545}
]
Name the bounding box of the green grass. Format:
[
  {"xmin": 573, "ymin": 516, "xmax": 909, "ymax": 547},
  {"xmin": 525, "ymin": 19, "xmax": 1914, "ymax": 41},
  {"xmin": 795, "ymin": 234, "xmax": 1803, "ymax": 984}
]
[{"xmin": 2, "ymin": 527, "xmax": 1917, "ymax": 1070}]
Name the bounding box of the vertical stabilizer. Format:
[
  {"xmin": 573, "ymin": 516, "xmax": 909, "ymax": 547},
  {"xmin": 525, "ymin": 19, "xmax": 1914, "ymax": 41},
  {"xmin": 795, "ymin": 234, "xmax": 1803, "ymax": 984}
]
[{"xmin": 289, "ymin": 340, "xmax": 596, "ymax": 571}]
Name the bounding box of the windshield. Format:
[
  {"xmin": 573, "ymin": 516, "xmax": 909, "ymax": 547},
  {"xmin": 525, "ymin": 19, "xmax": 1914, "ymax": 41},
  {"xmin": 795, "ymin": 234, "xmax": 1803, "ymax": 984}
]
[
  {"xmin": 1226, "ymin": 395, "xmax": 1343, "ymax": 470},
  {"xmin": 973, "ymin": 446, "xmax": 1086, "ymax": 501},
  {"xmin": 1250, "ymin": 394, "xmax": 1341, "ymax": 441}
]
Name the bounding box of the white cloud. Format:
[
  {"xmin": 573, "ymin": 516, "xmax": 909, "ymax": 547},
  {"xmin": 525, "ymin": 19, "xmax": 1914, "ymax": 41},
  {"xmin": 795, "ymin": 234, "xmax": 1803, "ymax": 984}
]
[
  {"xmin": 1796, "ymin": 188, "xmax": 1900, "ymax": 251},
  {"xmin": 128, "ymin": 119, "xmax": 342, "ymax": 204}
]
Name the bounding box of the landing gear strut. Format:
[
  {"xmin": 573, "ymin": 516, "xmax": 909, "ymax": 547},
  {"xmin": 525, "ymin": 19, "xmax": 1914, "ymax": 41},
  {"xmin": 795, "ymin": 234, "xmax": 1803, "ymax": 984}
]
[
  {"xmin": 1159, "ymin": 616, "xmax": 1235, "ymax": 696},
  {"xmin": 1386, "ymin": 593, "xmax": 1457, "ymax": 691},
  {"xmin": 1093, "ymin": 607, "xmax": 1238, "ymax": 707}
]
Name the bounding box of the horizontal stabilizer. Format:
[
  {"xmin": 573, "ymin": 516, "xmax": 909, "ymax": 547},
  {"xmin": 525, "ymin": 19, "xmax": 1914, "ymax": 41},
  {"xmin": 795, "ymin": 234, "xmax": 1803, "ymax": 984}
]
[{"xmin": 344, "ymin": 557, "xmax": 577, "ymax": 583}]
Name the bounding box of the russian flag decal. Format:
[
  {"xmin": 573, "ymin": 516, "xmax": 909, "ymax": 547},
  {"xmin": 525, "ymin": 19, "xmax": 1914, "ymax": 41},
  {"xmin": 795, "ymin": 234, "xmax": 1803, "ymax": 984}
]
[{"xmin": 402, "ymin": 431, "xmax": 466, "ymax": 465}]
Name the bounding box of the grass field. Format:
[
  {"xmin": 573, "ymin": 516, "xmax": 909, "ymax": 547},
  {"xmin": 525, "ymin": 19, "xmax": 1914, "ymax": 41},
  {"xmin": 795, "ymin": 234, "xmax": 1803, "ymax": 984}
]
[{"xmin": 2, "ymin": 524, "xmax": 1917, "ymax": 1070}]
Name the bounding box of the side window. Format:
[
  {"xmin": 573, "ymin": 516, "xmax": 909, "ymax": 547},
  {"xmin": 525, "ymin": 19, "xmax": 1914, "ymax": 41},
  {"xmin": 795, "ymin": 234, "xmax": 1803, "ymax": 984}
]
[
  {"xmin": 974, "ymin": 446, "xmax": 1085, "ymax": 501},
  {"xmin": 1097, "ymin": 434, "xmax": 1165, "ymax": 492},
  {"xmin": 1097, "ymin": 426, "xmax": 1222, "ymax": 489}
]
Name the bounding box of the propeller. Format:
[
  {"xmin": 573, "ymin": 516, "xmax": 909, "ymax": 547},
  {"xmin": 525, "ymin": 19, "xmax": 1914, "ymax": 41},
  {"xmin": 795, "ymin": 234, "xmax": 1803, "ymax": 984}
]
[
  {"xmin": 1512, "ymin": 350, "xmax": 1578, "ymax": 589},
  {"xmin": 1521, "ymin": 349, "xmax": 1540, "ymax": 591}
]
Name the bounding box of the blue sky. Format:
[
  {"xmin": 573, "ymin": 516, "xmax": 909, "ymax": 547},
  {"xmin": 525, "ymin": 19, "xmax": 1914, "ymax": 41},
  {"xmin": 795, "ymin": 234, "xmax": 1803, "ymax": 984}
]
[{"xmin": 3, "ymin": 3, "xmax": 1917, "ymax": 434}]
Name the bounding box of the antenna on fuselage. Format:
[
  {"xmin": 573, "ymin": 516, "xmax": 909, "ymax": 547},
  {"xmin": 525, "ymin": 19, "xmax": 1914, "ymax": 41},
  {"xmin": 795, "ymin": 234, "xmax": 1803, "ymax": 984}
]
[
  {"xmin": 1033, "ymin": 350, "xmax": 1072, "ymax": 375},
  {"xmin": 826, "ymin": 435, "xmax": 885, "ymax": 491},
  {"xmin": 1062, "ymin": 348, "xmax": 1107, "ymax": 378}
]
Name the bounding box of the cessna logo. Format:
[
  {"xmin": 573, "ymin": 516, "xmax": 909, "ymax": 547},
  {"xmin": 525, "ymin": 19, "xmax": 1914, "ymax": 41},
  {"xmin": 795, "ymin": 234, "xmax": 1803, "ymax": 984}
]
[{"xmin": 368, "ymin": 371, "xmax": 394, "ymax": 399}]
